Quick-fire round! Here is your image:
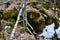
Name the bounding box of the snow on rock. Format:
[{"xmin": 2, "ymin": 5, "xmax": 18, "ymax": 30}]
[
  {"xmin": 38, "ymin": 22, "xmax": 55, "ymax": 38},
  {"xmin": 5, "ymin": 26, "xmax": 11, "ymax": 29},
  {"xmin": 56, "ymin": 27, "xmax": 60, "ymax": 38}
]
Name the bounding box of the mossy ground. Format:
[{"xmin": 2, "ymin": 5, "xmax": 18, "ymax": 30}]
[{"xmin": 0, "ymin": 1, "xmax": 60, "ymax": 40}]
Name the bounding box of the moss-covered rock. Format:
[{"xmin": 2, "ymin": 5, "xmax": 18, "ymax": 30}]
[
  {"xmin": 3, "ymin": 8, "xmax": 18, "ymax": 19},
  {"xmin": 34, "ymin": 19, "xmax": 45, "ymax": 33},
  {"xmin": 27, "ymin": 9, "xmax": 46, "ymax": 33},
  {"xmin": 27, "ymin": 6, "xmax": 59, "ymax": 33}
]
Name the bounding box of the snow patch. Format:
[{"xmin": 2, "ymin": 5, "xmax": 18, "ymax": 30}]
[{"xmin": 38, "ymin": 22, "xmax": 55, "ymax": 38}]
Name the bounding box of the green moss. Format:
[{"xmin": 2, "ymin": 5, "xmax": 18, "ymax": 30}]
[
  {"xmin": 0, "ymin": 27, "xmax": 3, "ymax": 32},
  {"xmin": 0, "ymin": 14, "xmax": 2, "ymax": 19},
  {"xmin": 40, "ymin": 8, "xmax": 55, "ymax": 19},
  {"xmin": 54, "ymin": 18, "xmax": 59, "ymax": 29},
  {"xmin": 0, "ymin": 33, "xmax": 4, "ymax": 38},
  {"xmin": 36, "ymin": 20, "xmax": 45, "ymax": 33},
  {"xmin": 29, "ymin": 1, "xmax": 39, "ymax": 8},
  {"xmin": 57, "ymin": 8, "xmax": 60, "ymax": 17},
  {"xmin": 42, "ymin": 2, "xmax": 51, "ymax": 9},
  {"xmin": 7, "ymin": 18, "xmax": 15, "ymax": 27},
  {"xmin": 29, "ymin": 19, "xmax": 45, "ymax": 33},
  {"xmin": 19, "ymin": 21, "xmax": 23, "ymax": 26},
  {"xmin": 6, "ymin": 28, "xmax": 12, "ymax": 34},
  {"xmin": 0, "ymin": 10, "xmax": 3, "ymax": 18},
  {"xmin": 7, "ymin": 18, "xmax": 15, "ymax": 23},
  {"xmin": 3, "ymin": 8, "xmax": 18, "ymax": 19},
  {"xmin": 45, "ymin": 17, "xmax": 53, "ymax": 25},
  {"xmin": 40, "ymin": 10, "xmax": 54, "ymax": 25},
  {"xmin": 39, "ymin": 8, "xmax": 47, "ymax": 14}
]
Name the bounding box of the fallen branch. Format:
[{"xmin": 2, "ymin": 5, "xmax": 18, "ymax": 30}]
[{"xmin": 10, "ymin": 1, "xmax": 27, "ymax": 40}]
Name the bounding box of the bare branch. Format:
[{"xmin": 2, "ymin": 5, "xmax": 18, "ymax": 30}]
[{"xmin": 10, "ymin": 1, "xmax": 27, "ymax": 40}]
